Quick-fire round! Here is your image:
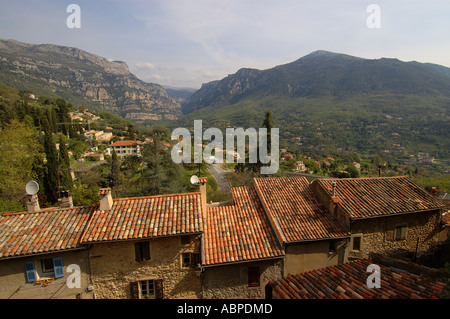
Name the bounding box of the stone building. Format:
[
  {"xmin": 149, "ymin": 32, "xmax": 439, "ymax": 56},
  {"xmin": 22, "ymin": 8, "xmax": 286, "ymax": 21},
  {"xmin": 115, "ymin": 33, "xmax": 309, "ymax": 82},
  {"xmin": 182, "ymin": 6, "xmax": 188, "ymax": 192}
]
[
  {"xmin": 311, "ymin": 176, "xmax": 445, "ymax": 260},
  {"xmin": 202, "ymin": 187, "xmax": 284, "ymax": 299},
  {"xmin": 0, "ymin": 205, "xmax": 95, "ymax": 299},
  {"xmin": 80, "ymin": 188, "xmax": 204, "ymax": 299},
  {"xmin": 109, "ymin": 140, "xmax": 142, "ymax": 159},
  {"xmin": 253, "ymin": 177, "xmax": 350, "ymax": 274}
]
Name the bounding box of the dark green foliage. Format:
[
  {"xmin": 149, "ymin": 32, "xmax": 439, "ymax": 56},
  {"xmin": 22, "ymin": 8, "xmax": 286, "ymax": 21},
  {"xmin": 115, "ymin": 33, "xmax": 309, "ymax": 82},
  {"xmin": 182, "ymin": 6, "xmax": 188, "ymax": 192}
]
[
  {"xmin": 42, "ymin": 117, "xmax": 59, "ymax": 204},
  {"xmin": 110, "ymin": 149, "xmax": 120, "ymax": 188},
  {"xmin": 58, "ymin": 136, "xmax": 72, "ymax": 191}
]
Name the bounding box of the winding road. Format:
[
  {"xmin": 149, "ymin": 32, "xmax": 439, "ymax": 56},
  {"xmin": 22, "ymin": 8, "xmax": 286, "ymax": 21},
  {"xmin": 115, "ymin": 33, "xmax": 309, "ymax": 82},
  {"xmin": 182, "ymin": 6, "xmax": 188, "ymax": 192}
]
[{"xmin": 208, "ymin": 164, "xmax": 232, "ymax": 195}]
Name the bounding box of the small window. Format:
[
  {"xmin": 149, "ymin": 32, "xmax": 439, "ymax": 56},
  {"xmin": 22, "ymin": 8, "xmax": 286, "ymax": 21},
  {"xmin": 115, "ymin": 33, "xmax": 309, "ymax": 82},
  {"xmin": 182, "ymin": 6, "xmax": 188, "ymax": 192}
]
[
  {"xmin": 181, "ymin": 253, "xmax": 191, "ymax": 268},
  {"xmin": 41, "ymin": 258, "xmax": 54, "ymax": 274},
  {"xmin": 39, "ymin": 257, "xmax": 64, "ymax": 278},
  {"xmin": 352, "ymin": 236, "xmax": 361, "ymax": 251},
  {"xmin": 248, "ymin": 267, "xmax": 260, "ymax": 287},
  {"xmin": 329, "ymin": 240, "xmax": 336, "ymax": 252},
  {"xmin": 131, "ymin": 279, "xmax": 164, "ymax": 299},
  {"xmin": 395, "ymin": 225, "xmax": 407, "ymax": 240},
  {"xmin": 180, "ymin": 253, "xmax": 201, "ymax": 268},
  {"xmin": 135, "ymin": 242, "xmax": 151, "ymax": 262},
  {"xmin": 140, "ymin": 280, "xmax": 155, "ymax": 299}
]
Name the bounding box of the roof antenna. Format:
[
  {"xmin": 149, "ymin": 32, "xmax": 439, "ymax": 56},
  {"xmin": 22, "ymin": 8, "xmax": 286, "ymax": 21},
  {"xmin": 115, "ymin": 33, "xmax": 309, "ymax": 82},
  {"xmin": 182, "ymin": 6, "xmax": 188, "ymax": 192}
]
[
  {"xmin": 190, "ymin": 175, "xmax": 199, "ymax": 185},
  {"xmin": 25, "ymin": 181, "xmax": 40, "ymax": 212}
]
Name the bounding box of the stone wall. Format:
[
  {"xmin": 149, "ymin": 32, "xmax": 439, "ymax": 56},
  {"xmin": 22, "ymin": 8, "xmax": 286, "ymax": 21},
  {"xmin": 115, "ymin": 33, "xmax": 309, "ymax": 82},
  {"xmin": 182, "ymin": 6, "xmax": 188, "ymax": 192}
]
[
  {"xmin": 202, "ymin": 259, "xmax": 283, "ymax": 299},
  {"xmin": 348, "ymin": 210, "xmax": 442, "ymax": 260},
  {"xmin": 88, "ymin": 234, "xmax": 202, "ymax": 299}
]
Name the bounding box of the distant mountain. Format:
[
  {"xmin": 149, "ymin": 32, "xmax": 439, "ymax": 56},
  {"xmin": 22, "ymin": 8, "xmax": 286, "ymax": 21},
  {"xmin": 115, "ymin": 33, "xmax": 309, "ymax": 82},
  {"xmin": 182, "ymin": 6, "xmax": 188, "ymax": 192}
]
[
  {"xmin": 0, "ymin": 39, "xmax": 182, "ymax": 122},
  {"xmin": 177, "ymin": 51, "xmax": 450, "ymax": 161},
  {"xmin": 164, "ymin": 86, "xmax": 196, "ymax": 105},
  {"xmin": 182, "ymin": 50, "xmax": 450, "ymax": 114}
]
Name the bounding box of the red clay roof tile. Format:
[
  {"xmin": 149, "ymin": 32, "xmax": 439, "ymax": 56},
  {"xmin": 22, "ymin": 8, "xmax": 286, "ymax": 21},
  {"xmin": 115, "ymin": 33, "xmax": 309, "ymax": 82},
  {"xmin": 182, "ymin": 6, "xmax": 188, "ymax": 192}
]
[
  {"xmin": 0, "ymin": 207, "xmax": 93, "ymax": 259},
  {"xmin": 254, "ymin": 177, "xmax": 349, "ymax": 243},
  {"xmin": 315, "ymin": 176, "xmax": 445, "ymax": 219},
  {"xmin": 203, "ymin": 187, "xmax": 284, "ymax": 266},
  {"xmin": 269, "ymin": 259, "xmax": 447, "ymax": 299},
  {"xmin": 81, "ymin": 192, "xmax": 204, "ymax": 243}
]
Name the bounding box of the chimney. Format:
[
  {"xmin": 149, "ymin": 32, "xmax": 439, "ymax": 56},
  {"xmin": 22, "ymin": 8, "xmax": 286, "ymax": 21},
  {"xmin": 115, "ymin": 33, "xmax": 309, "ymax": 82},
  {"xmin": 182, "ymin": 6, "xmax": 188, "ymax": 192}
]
[
  {"xmin": 27, "ymin": 194, "xmax": 40, "ymax": 213},
  {"xmin": 99, "ymin": 188, "xmax": 113, "ymax": 210},
  {"xmin": 198, "ymin": 177, "xmax": 208, "ymax": 219},
  {"xmin": 378, "ymin": 165, "xmax": 382, "ymax": 177},
  {"xmin": 59, "ymin": 190, "xmax": 73, "ymax": 208}
]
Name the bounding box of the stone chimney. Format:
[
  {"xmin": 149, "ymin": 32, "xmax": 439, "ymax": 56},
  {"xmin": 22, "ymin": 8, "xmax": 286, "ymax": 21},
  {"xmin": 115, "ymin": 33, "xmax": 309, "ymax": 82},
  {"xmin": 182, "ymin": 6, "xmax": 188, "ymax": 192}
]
[
  {"xmin": 198, "ymin": 177, "xmax": 208, "ymax": 219},
  {"xmin": 59, "ymin": 190, "xmax": 73, "ymax": 208},
  {"xmin": 99, "ymin": 188, "xmax": 113, "ymax": 210},
  {"xmin": 331, "ymin": 181, "xmax": 337, "ymax": 197},
  {"xmin": 27, "ymin": 194, "xmax": 40, "ymax": 213}
]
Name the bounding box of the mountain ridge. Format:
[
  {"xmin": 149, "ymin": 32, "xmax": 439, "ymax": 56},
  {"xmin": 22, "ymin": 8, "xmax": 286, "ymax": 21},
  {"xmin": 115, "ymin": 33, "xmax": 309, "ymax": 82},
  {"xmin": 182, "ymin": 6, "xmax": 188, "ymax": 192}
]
[
  {"xmin": 182, "ymin": 50, "xmax": 450, "ymax": 114},
  {"xmin": 0, "ymin": 39, "xmax": 182, "ymax": 122}
]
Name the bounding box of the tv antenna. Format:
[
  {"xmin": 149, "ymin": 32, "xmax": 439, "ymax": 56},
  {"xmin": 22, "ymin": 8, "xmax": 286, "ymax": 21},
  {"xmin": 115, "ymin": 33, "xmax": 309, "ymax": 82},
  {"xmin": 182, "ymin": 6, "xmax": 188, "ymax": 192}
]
[
  {"xmin": 190, "ymin": 175, "xmax": 199, "ymax": 185},
  {"xmin": 25, "ymin": 181, "xmax": 39, "ymax": 195}
]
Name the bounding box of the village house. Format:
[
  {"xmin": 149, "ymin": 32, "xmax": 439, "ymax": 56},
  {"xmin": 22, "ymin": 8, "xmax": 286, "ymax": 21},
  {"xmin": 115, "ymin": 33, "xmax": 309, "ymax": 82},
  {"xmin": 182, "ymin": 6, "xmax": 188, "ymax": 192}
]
[
  {"xmin": 253, "ymin": 177, "xmax": 350, "ymax": 275},
  {"xmin": 311, "ymin": 176, "xmax": 445, "ymax": 261},
  {"xmin": 0, "ymin": 175, "xmax": 446, "ymax": 299},
  {"xmin": 81, "ymin": 188, "xmax": 204, "ymax": 299},
  {"xmin": 202, "ymin": 186, "xmax": 284, "ymax": 299},
  {"xmin": 294, "ymin": 161, "xmax": 307, "ymax": 172},
  {"xmin": 109, "ymin": 140, "xmax": 142, "ymax": 159},
  {"xmin": 84, "ymin": 130, "xmax": 113, "ymax": 143},
  {"xmin": 0, "ymin": 193, "xmax": 94, "ymax": 299}
]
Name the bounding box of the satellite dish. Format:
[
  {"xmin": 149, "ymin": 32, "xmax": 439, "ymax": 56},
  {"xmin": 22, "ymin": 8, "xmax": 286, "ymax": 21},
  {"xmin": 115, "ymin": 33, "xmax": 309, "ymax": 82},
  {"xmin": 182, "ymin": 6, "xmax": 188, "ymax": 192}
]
[
  {"xmin": 190, "ymin": 175, "xmax": 199, "ymax": 185},
  {"xmin": 25, "ymin": 181, "xmax": 39, "ymax": 195}
]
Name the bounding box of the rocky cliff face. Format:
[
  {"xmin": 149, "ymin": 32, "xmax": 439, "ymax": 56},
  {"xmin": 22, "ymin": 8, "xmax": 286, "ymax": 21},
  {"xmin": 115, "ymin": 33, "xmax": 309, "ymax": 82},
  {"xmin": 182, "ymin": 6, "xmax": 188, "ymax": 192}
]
[{"xmin": 0, "ymin": 39, "xmax": 181, "ymax": 121}]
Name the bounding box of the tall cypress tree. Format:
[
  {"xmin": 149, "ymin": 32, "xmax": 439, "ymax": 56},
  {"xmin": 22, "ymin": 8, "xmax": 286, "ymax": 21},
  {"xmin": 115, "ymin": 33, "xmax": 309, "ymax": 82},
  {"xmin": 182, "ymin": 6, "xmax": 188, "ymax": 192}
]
[
  {"xmin": 43, "ymin": 117, "xmax": 59, "ymax": 204},
  {"xmin": 110, "ymin": 149, "xmax": 120, "ymax": 188},
  {"xmin": 58, "ymin": 135, "xmax": 72, "ymax": 191}
]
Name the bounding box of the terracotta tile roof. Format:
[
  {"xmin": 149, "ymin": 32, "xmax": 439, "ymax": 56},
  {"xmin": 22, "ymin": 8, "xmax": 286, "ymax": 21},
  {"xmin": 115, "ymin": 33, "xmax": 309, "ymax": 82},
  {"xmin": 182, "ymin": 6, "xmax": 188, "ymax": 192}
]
[
  {"xmin": 269, "ymin": 259, "xmax": 447, "ymax": 299},
  {"xmin": 254, "ymin": 177, "xmax": 349, "ymax": 244},
  {"xmin": 81, "ymin": 192, "xmax": 204, "ymax": 243},
  {"xmin": 315, "ymin": 176, "xmax": 445, "ymax": 219},
  {"xmin": 110, "ymin": 140, "xmax": 141, "ymax": 147},
  {"xmin": 203, "ymin": 187, "xmax": 284, "ymax": 266},
  {"xmin": 198, "ymin": 177, "xmax": 208, "ymax": 184},
  {"xmin": 0, "ymin": 207, "xmax": 93, "ymax": 259}
]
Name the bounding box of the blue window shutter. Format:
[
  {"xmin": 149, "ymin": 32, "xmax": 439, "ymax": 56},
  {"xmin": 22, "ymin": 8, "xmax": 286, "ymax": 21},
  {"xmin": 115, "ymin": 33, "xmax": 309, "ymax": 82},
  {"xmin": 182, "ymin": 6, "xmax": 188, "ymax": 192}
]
[
  {"xmin": 53, "ymin": 257, "xmax": 64, "ymax": 278},
  {"xmin": 24, "ymin": 261, "xmax": 37, "ymax": 283}
]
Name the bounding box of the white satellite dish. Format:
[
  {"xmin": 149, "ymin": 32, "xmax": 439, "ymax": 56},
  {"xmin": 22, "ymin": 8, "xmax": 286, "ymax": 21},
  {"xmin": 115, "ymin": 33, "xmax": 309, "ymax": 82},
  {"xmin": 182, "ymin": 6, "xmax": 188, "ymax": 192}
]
[
  {"xmin": 190, "ymin": 175, "xmax": 199, "ymax": 185},
  {"xmin": 25, "ymin": 181, "xmax": 39, "ymax": 195}
]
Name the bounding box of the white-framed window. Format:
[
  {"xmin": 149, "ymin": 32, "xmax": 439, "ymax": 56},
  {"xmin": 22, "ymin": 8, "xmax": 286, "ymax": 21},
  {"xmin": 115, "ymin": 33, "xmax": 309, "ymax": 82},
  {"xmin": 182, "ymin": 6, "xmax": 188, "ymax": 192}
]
[
  {"xmin": 130, "ymin": 279, "xmax": 163, "ymax": 299},
  {"xmin": 140, "ymin": 280, "xmax": 155, "ymax": 299}
]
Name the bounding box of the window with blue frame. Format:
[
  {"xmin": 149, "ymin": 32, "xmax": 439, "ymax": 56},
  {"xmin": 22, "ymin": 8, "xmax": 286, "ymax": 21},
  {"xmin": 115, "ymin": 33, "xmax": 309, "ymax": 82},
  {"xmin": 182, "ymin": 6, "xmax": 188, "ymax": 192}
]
[{"xmin": 25, "ymin": 257, "xmax": 65, "ymax": 283}]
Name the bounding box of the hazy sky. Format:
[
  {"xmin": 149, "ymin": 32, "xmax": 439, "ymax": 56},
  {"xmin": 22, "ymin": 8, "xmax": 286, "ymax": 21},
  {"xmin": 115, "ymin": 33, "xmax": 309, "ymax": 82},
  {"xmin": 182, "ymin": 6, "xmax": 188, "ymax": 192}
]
[{"xmin": 1, "ymin": 0, "xmax": 450, "ymax": 88}]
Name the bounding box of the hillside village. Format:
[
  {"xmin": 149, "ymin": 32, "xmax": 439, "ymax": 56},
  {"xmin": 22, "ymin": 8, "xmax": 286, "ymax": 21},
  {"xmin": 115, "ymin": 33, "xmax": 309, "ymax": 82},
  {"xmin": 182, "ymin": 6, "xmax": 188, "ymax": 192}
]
[
  {"xmin": 0, "ymin": 86, "xmax": 450, "ymax": 299},
  {"xmin": 0, "ymin": 174, "xmax": 449, "ymax": 299}
]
